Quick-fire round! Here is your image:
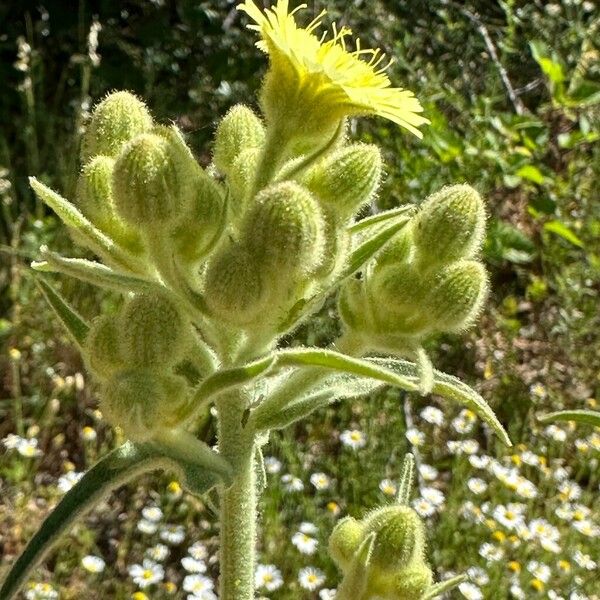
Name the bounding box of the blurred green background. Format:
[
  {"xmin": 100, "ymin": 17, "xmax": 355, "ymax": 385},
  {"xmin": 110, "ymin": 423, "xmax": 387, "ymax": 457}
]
[{"xmin": 1, "ymin": 1, "xmax": 599, "ymax": 599}]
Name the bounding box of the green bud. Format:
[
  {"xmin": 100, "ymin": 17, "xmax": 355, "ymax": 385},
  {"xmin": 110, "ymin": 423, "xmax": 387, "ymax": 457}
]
[
  {"xmin": 76, "ymin": 155, "xmax": 144, "ymax": 254},
  {"xmin": 243, "ymin": 181, "xmax": 326, "ymax": 278},
  {"xmin": 84, "ymin": 315, "xmax": 124, "ymax": 379},
  {"xmin": 204, "ymin": 244, "xmax": 266, "ymax": 326},
  {"xmin": 392, "ymin": 563, "xmax": 434, "ymax": 600},
  {"xmin": 427, "ymin": 260, "xmax": 488, "ymax": 333},
  {"xmin": 303, "ymin": 144, "xmax": 382, "ymax": 218},
  {"xmin": 413, "ymin": 184, "xmax": 486, "ymax": 265},
  {"xmin": 229, "ymin": 147, "xmax": 260, "ymax": 204},
  {"xmin": 375, "ymin": 225, "xmax": 414, "ymax": 268},
  {"xmin": 101, "ymin": 369, "xmax": 188, "ymax": 441},
  {"xmin": 364, "ymin": 506, "xmax": 427, "ymax": 571},
  {"xmin": 112, "ymin": 133, "xmax": 195, "ymax": 227},
  {"xmin": 120, "ymin": 292, "xmax": 189, "ymax": 368},
  {"xmin": 328, "ymin": 517, "xmax": 365, "ymax": 572},
  {"xmin": 338, "ymin": 278, "xmax": 370, "ymax": 334},
  {"xmin": 81, "ymin": 91, "xmax": 153, "ymax": 162},
  {"xmin": 370, "ymin": 263, "xmax": 428, "ymax": 335},
  {"xmin": 213, "ymin": 105, "xmax": 265, "ymax": 175},
  {"xmin": 172, "ymin": 171, "xmax": 225, "ymax": 263}
]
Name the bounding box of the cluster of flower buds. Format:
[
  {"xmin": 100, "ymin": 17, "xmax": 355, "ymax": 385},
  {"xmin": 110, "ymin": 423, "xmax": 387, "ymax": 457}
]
[
  {"xmin": 84, "ymin": 291, "xmax": 192, "ymax": 441},
  {"xmin": 328, "ymin": 455, "xmax": 460, "ymax": 600},
  {"xmin": 339, "ymin": 185, "xmax": 488, "ymax": 357},
  {"xmin": 204, "ymin": 106, "xmax": 382, "ymax": 337}
]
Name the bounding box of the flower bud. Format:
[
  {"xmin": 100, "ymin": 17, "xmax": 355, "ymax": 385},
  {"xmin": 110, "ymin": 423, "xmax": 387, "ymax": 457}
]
[
  {"xmin": 364, "ymin": 506, "xmax": 427, "ymax": 571},
  {"xmin": 338, "ymin": 278, "xmax": 370, "ymax": 333},
  {"xmin": 243, "ymin": 181, "xmax": 326, "ymax": 278},
  {"xmin": 213, "ymin": 105, "xmax": 265, "ymax": 175},
  {"xmin": 375, "ymin": 226, "xmax": 414, "ymax": 268},
  {"xmin": 81, "ymin": 91, "xmax": 153, "ymax": 162},
  {"xmin": 172, "ymin": 171, "xmax": 225, "ymax": 263},
  {"xmin": 413, "ymin": 184, "xmax": 486, "ymax": 265},
  {"xmin": 427, "ymin": 260, "xmax": 488, "ymax": 333},
  {"xmin": 229, "ymin": 148, "xmax": 260, "ymax": 204},
  {"xmin": 392, "ymin": 563, "xmax": 434, "ymax": 600},
  {"xmin": 204, "ymin": 244, "xmax": 266, "ymax": 326},
  {"xmin": 84, "ymin": 315, "xmax": 124, "ymax": 379},
  {"xmin": 101, "ymin": 369, "xmax": 188, "ymax": 441},
  {"xmin": 303, "ymin": 144, "xmax": 382, "ymax": 218},
  {"xmin": 369, "ymin": 264, "xmax": 428, "ymax": 335},
  {"xmin": 120, "ymin": 292, "xmax": 189, "ymax": 368},
  {"xmin": 112, "ymin": 133, "xmax": 195, "ymax": 227},
  {"xmin": 329, "ymin": 517, "xmax": 365, "ymax": 571},
  {"xmin": 76, "ymin": 155, "xmax": 143, "ymax": 253}
]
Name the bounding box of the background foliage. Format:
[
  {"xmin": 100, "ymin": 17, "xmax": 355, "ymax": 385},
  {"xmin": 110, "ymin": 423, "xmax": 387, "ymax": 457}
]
[{"xmin": 1, "ymin": 1, "xmax": 599, "ymax": 598}]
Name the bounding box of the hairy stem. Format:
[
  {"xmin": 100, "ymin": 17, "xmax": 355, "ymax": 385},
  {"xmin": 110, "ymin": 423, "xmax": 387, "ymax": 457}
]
[{"xmin": 216, "ymin": 391, "xmax": 257, "ymax": 600}]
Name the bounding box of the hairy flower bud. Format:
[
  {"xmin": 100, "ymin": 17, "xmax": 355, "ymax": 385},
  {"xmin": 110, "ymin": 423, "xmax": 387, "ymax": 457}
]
[
  {"xmin": 229, "ymin": 148, "xmax": 261, "ymax": 204},
  {"xmin": 172, "ymin": 171, "xmax": 225, "ymax": 263},
  {"xmin": 427, "ymin": 260, "xmax": 488, "ymax": 333},
  {"xmin": 213, "ymin": 105, "xmax": 265, "ymax": 175},
  {"xmin": 101, "ymin": 369, "xmax": 188, "ymax": 441},
  {"xmin": 364, "ymin": 506, "xmax": 427, "ymax": 571},
  {"xmin": 413, "ymin": 184, "xmax": 486, "ymax": 265},
  {"xmin": 329, "ymin": 517, "xmax": 365, "ymax": 571},
  {"xmin": 375, "ymin": 226, "xmax": 414, "ymax": 268},
  {"xmin": 303, "ymin": 144, "xmax": 382, "ymax": 218},
  {"xmin": 84, "ymin": 315, "xmax": 124, "ymax": 379},
  {"xmin": 204, "ymin": 244, "xmax": 266, "ymax": 326},
  {"xmin": 392, "ymin": 564, "xmax": 434, "ymax": 600},
  {"xmin": 81, "ymin": 91, "xmax": 153, "ymax": 162},
  {"xmin": 338, "ymin": 278, "xmax": 370, "ymax": 334},
  {"xmin": 76, "ymin": 155, "xmax": 143, "ymax": 253},
  {"xmin": 112, "ymin": 133, "xmax": 195, "ymax": 227},
  {"xmin": 243, "ymin": 181, "xmax": 325, "ymax": 279},
  {"xmin": 120, "ymin": 292, "xmax": 189, "ymax": 368}
]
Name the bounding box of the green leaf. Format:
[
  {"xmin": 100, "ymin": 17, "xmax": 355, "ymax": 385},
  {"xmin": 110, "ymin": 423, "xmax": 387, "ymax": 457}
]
[
  {"xmin": 515, "ymin": 164, "xmax": 545, "ymax": 185},
  {"xmin": 543, "ymin": 220, "xmax": 584, "ymax": 248},
  {"xmin": 529, "ymin": 41, "xmax": 566, "ymax": 84},
  {"xmin": 422, "ymin": 574, "xmax": 467, "ymax": 599},
  {"xmin": 34, "ymin": 276, "xmax": 89, "ymax": 347},
  {"xmin": 538, "ymin": 409, "xmax": 600, "ymax": 428},
  {"xmin": 335, "ymin": 533, "xmax": 376, "ymax": 600},
  {"xmin": 277, "ymin": 348, "xmax": 420, "ymax": 393},
  {"xmin": 370, "ymin": 358, "xmax": 511, "ymax": 446},
  {"xmin": 180, "ymin": 354, "xmax": 275, "ymax": 424},
  {"xmin": 29, "ymin": 177, "xmax": 142, "ymax": 273},
  {"xmin": 397, "ymin": 453, "xmax": 415, "ymax": 506},
  {"xmin": 32, "ymin": 251, "xmax": 159, "ymax": 294},
  {"xmin": 347, "ymin": 206, "xmax": 415, "ymax": 235},
  {"xmin": 341, "ymin": 217, "xmax": 411, "ymax": 280},
  {"xmin": 0, "ymin": 440, "xmax": 229, "ymax": 600}
]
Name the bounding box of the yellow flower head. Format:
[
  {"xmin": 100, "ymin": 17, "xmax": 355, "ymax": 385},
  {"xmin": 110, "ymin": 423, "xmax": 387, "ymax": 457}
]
[{"xmin": 238, "ymin": 0, "xmax": 428, "ymax": 137}]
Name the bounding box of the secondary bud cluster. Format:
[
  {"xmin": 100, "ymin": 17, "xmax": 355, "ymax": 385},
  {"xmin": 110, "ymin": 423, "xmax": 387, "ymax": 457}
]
[
  {"xmin": 84, "ymin": 292, "xmax": 191, "ymax": 441},
  {"xmin": 77, "ymin": 91, "xmax": 225, "ymax": 268},
  {"xmin": 329, "ymin": 506, "xmax": 432, "ymax": 599},
  {"xmin": 339, "ymin": 184, "xmax": 488, "ymax": 355}
]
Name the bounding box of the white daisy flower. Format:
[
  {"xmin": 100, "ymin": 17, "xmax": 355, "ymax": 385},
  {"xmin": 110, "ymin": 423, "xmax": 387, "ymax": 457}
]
[
  {"xmin": 405, "ymin": 427, "xmax": 425, "ymax": 446},
  {"xmin": 160, "ymin": 524, "xmax": 186, "ymax": 545},
  {"xmin": 419, "ymin": 464, "xmax": 438, "ymax": 481},
  {"xmin": 128, "ymin": 559, "xmax": 165, "ymax": 588},
  {"xmin": 81, "ymin": 555, "xmax": 105, "ymax": 573},
  {"xmin": 292, "ymin": 531, "xmax": 318, "ymax": 554},
  {"xmin": 281, "ymin": 474, "xmax": 304, "ymax": 492},
  {"xmin": 137, "ymin": 519, "xmax": 159, "ymax": 535},
  {"xmin": 255, "ymin": 564, "xmax": 283, "ymax": 591},
  {"xmin": 379, "ymin": 478, "xmax": 398, "ymax": 496},
  {"xmin": 310, "ymin": 472, "xmax": 331, "ymax": 490},
  {"xmin": 467, "ymin": 478, "xmax": 487, "ymax": 495},
  {"xmin": 181, "ymin": 556, "xmax": 207, "ymax": 573},
  {"xmin": 340, "ymin": 429, "xmax": 367, "ymax": 450},
  {"xmin": 298, "ymin": 566, "xmax": 325, "ymax": 591},
  {"xmin": 146, "ymin": 543, "xmax": 170, "ymax": 562},
  {"xmin": 420, "ymin": 406, "xmax": 444, "ymax": 426},
  {"xmin": 459, "ymin": 581, "xmax": 483, "ymax": 600},
  {"xmin": 142, "ymin": 506, "xmax": 163, "ymax": 523},
  {"xmin": 182, "ymin": 574, "xmax": 215, "ymax": 595},
  {"xmin": 57, "ymin": 471, "xmax": 83, "ymax": 493},
  {"xmin": 188, "ymin": 542, "xmax": 208, "ymax": 561},
  {"xmin": 264, "ymin": 456, "xmax": 282, "ymax": 474}
]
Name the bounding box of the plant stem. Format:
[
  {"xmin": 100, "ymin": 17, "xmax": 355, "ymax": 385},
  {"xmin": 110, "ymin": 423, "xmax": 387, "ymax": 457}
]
[{"xmin": 216, "ymin": 391, "xmax": 257, "ymax": 600}]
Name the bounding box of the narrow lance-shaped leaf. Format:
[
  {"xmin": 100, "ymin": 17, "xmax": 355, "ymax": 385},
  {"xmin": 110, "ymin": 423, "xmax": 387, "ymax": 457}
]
[
  {"xmin": 29, "ymin": 177, "xmax": 143, "ymax": 273},
  {"xmin": 397, "ymin": 453, "xmax": 415, "ymax": 506},
  {"xmin": 538, "ymin": 409, "xmax": 600, "ymax": 428},
  {"xmin": 33, "ymin": 251, "xmax": 159, "ymax": 294},
  {"xmin": 347, "ymin": 205, "xmax": 415, "ymax": 235},
  {"xmin": 0, "ymin": 440, "xmax": 230, "ymax": 600},
  {"xmin": 179, "ymin": 354, "xmax": 275, "ymax": 425},
  {"xmin": 34, "ymin": 276, "xmax": 89, "ymax": 348},
  {"xmin": 422, "ymin": 574, "xmax": 467, "ymax": 600},
  {"xmin": 372, "ymin": 357, "xmax": 511, "ymax": 446}
]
